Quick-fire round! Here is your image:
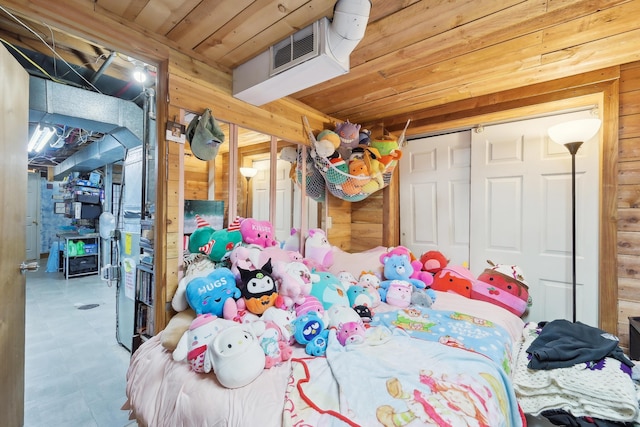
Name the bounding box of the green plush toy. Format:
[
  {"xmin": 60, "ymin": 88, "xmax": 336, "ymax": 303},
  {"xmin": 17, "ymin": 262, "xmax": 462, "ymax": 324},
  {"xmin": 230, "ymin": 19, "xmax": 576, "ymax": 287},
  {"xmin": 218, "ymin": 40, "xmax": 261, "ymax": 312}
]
[{"xmin": 188, "ymin": 215, "xmax": 242, "ymax": 263}]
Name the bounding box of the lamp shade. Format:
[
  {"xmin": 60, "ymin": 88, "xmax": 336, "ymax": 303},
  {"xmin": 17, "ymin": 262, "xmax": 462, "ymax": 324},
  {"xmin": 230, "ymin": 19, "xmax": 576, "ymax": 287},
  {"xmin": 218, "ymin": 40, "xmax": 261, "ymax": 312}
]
[
  {"xmin": 239, "ymin": 167, "xmax": 258, "ymax": 178},
  {"xmin": 547, "ymin": 118, "xmax": 602, "ymax": 145}
]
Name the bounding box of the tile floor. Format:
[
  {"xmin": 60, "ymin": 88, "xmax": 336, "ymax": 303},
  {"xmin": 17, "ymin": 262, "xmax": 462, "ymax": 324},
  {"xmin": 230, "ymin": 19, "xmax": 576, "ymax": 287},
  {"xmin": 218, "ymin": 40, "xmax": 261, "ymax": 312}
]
[{"xmin": 24, "ymin": 265, "xmax": 136, "ymax": 427}]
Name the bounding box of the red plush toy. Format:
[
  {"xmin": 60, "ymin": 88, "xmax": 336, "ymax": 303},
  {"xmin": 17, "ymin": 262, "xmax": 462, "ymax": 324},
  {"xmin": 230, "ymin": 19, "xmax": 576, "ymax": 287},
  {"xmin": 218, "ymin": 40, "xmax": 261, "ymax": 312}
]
[
  {"xmin": 471, "ymin": 260, "xmax": 530, "ymax": 317},
  {"xmin": 419, "ymin": 250, "xmax": 449, "ymax": 274},
  {"xmin": 431, "ymin": 265, "xmax": 474, "ymax": 298}
]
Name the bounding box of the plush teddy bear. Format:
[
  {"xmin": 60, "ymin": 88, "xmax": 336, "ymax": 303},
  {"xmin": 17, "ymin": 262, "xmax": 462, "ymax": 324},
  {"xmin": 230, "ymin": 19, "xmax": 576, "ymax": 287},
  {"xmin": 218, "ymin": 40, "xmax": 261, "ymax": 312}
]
[
  {"xmin": 380, "ymin": 246, "xmax": 434, "ymax": 287},
  {"xmin": 380, "ymin": 253, "xmax": 427, "ymax": 291},
  {"xmin": 304, "ymin": 228, "xmax": 334, "ymax": 269},
  {"xmin": 186, "ymin": 267, "xmax": 241, "ymax": 316},
  {"xmin": 471, "ymin": 260, "xmax": 531, "ymax": 317},
  {"xmin": 208, "ymin": 324, "xmax": 266, "ymax": 388},
  {"xmin": 237, "ymin": 259, "xmax": 279, "ymax": 316},
  {"xmin": 292, "ymin": 310, "xmax": 330, "ymax": 356},
  {"xmin": 379, "ymin": 253, "xmax": 437, "ymax": 304}
]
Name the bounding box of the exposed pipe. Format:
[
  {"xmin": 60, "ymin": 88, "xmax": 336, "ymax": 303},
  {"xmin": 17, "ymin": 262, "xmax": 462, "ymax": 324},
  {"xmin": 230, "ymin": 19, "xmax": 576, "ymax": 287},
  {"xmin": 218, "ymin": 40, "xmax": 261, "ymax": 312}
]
[
  {"xmin": 90, "ymin": 51, "xmax": 117, "ymax": 84},
  {"xmin": 327, "ymin": 0, "xmax": 371, "ymax": 61}
]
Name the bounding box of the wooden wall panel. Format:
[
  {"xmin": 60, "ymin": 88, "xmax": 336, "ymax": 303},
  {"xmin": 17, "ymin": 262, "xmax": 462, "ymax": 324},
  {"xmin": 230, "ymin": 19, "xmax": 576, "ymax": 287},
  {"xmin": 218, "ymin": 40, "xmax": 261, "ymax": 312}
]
[
  {"xmin": 351, "ymin": 192, "xmax": 384, "ymax": 252},
  {"xmin": 618, "ymin": 63, "xmax": 640, "ymax": 349}
]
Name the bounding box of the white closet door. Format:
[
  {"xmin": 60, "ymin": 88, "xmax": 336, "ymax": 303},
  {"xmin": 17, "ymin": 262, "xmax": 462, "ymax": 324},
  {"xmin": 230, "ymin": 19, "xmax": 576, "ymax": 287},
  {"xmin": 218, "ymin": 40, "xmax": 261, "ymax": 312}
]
[
  {"xmin": 399, "ymin": 131, "xmax": 471, "ymax": 267},
  {"xmin": 252, "ymin": 158, "xmax": 294, "ymax": 242},
  {"xmin": 470, "ymin": 111, "xmax": 600, "ymax": 325}
]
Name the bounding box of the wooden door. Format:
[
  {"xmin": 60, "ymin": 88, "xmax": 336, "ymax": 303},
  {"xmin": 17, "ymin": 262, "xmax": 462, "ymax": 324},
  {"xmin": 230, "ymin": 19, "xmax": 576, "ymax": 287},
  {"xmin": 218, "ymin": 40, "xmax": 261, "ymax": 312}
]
[
  {"xmin": 0, "ymin": 43, "xmax": 29, "ymax": 427},
  {"xmin": 470, "ymin": 110, "xmax": 600, "ymax": 325}
]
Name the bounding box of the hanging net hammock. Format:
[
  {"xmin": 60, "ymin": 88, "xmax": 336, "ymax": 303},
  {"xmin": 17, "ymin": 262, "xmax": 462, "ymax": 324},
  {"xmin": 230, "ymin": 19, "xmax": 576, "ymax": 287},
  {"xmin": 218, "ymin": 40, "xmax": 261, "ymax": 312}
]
[{"xmin": 302, "ymin": 116, "xmax": 409, "ymax": 202}]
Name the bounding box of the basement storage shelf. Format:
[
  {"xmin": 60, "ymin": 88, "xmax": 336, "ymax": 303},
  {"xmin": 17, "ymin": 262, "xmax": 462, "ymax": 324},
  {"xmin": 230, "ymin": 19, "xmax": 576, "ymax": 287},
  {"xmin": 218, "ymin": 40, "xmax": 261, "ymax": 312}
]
[{"xmin": 57, "ymin": 232, "xmax": 101, "ymax": 279}]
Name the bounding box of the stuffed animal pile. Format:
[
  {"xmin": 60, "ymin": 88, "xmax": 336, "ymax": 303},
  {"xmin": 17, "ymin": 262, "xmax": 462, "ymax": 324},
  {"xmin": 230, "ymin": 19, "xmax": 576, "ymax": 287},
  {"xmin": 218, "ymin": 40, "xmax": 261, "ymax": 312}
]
[
  {"xmin": 166, "ymin": 219, "xmax": 531, "ymax": 389},
  {"xmin": 304, "ymin": 119, "xmax": 404, "ymax": 201}
]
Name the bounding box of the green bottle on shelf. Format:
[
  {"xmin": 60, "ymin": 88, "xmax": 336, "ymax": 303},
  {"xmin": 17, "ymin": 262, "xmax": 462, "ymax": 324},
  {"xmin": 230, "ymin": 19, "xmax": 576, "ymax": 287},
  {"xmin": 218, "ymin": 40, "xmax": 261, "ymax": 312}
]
[
  {"xmin": 68, "ymin": 240, "xmax": 77, "ymax": 257},
  {"xmin": 76, "ymin": 240, "xmax": 85, "ymax": 255}
]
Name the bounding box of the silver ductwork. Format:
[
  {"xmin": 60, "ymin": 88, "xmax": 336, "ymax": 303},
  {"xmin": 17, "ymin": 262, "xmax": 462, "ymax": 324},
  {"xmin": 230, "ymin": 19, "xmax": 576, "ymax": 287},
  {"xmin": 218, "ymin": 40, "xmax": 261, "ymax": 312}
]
[{"xmin": 29, "ymin": 77, "xmax": 145, "ymax": 179}]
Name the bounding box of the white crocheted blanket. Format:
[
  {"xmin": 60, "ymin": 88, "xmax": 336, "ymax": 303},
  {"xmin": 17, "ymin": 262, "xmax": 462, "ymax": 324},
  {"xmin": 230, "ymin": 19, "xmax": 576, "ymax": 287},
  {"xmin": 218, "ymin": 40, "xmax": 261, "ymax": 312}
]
[{"xmin": 513, "ymin": 322, "xmax": 639, "ymax": 422}]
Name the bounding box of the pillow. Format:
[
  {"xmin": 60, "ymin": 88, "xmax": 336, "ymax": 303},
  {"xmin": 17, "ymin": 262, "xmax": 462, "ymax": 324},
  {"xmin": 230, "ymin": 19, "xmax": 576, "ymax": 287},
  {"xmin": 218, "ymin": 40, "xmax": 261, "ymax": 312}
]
[
  {"xmin": 328, "ymin": 246, "xmax": 387, "ymax": 280},
  {"xmin": 160, "ymin": 308, "xmax": 196, "ymax": 351}
]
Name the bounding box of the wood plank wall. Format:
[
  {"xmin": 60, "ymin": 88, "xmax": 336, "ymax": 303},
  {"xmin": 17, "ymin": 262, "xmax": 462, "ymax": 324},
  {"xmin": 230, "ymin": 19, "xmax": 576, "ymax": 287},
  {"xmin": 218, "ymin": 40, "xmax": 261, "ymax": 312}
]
[{"xmin": 617, "ymin": 61, "xmax": 640, "ymax": 350}]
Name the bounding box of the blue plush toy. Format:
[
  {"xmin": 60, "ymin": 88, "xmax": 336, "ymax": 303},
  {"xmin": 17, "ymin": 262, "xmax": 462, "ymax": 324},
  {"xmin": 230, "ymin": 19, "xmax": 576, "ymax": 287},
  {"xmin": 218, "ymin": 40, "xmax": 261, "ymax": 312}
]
[
  {"xmin": 292, "ymin": 311, "xmax": 329, "ymax": 356},
  {"xmin": 186, "ymin": 267, "xmax": 241, "ymax": 316},
  {"xmin": 347, "ymin": 284, "xmax": 375, "ymax": 308},
  {"xmin": 308, "ymin": 270, "xmax": 350, "ymax": 310},
  {"xmin": 379, "ymin": 254, "xmax": 437, "ymax": 303}
]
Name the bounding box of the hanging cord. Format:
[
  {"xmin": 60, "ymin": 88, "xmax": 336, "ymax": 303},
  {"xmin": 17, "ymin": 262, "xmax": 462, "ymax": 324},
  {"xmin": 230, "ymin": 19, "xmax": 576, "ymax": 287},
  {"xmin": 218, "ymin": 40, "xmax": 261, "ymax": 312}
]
[{"xmin": 0, "ymin": 5, "xmax": 103, "ymax": 93}]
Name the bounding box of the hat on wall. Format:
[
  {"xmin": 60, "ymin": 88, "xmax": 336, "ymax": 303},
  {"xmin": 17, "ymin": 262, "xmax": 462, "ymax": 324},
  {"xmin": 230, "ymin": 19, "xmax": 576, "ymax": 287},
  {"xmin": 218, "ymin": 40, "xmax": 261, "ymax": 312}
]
[{"xmin": 186, "ymin": 108, "xmax": 225, "ymax": 161}]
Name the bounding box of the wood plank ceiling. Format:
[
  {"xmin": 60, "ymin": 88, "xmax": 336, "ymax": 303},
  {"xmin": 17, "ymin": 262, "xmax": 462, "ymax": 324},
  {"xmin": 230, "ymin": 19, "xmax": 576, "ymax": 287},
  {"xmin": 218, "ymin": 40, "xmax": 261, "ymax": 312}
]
[{"xmin": 1, "ymin": 0, "xmax": 640, "ymax": 137}]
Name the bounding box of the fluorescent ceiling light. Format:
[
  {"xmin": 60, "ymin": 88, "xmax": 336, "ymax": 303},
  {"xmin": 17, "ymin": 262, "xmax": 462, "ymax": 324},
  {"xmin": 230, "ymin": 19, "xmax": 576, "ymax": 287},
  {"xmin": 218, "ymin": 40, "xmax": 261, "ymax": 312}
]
[{"xmin": 28, "ymin": 125, "xmax": 56, "ymax": 153}]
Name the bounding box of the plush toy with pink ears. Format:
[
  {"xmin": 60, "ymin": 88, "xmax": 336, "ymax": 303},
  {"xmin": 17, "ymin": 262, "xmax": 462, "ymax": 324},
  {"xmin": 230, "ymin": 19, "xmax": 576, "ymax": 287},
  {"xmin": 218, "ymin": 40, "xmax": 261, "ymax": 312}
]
[
  {"xmin": 379, "ymin": 246, "xmax": 434, "ymax": 287},
  {"xmin": 304, "ymin": 228, "xmax": 334, "ymax": 269}
]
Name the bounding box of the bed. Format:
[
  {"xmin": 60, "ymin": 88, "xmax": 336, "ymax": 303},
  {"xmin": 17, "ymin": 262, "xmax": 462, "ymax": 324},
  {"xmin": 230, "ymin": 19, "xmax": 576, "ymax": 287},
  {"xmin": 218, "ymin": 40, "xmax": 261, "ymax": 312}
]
[{"xmin": 123, "ymin": 254, "xmax": 528, "ymax": 427}]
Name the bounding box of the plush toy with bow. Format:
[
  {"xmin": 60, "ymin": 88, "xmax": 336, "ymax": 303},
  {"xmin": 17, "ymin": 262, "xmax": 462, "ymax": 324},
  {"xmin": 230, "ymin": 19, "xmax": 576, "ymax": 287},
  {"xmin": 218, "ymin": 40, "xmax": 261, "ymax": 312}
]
[{"xmin": 208, "ymin": 324, "xmax": 266, "ymax": 388}]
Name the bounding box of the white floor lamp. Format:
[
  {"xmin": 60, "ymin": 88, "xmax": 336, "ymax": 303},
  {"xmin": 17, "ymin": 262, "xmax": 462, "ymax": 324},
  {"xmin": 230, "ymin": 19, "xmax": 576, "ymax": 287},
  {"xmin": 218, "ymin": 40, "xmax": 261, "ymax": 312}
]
[{"xmin": 547, "ymin": 118, "xmax": 601, "ymax": 323}]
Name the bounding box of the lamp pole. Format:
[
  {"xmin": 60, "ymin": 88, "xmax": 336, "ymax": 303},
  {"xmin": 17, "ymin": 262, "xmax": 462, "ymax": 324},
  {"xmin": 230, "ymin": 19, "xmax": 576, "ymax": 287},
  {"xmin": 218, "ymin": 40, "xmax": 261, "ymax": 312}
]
[
  {"xmin": 548, "ymin": 117, "xmax": 600, "ymax": 324},
  {"xmin": 564, "ymin": 141, "xmax": 583, "ymax": 323},
  {"xmin": 244, "ymin": 176, "xmax": 251, "ymax": 218}
]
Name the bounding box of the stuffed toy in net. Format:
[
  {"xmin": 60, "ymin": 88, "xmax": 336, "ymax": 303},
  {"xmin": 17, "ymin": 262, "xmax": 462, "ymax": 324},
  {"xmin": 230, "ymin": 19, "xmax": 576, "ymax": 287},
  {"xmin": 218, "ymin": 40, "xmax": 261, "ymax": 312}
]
[
  {"xmin": 279, "ymin": 145, "xmax": 326, "ymax": 202},
  {"xmin": 302, "ymin": 116, "xmax": 410, "ymax": 202}
]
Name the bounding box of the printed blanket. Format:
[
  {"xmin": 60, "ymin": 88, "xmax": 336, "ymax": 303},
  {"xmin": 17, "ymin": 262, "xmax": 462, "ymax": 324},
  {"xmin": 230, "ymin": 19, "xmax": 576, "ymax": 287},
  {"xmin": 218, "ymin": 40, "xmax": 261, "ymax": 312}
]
[
  {"xmin": 323, "ymin": 327, "xmax": 522, "ymax": 427},
  {"xmin": 371, "ymin": 306, "xmax": 514, "ymax": 374}
]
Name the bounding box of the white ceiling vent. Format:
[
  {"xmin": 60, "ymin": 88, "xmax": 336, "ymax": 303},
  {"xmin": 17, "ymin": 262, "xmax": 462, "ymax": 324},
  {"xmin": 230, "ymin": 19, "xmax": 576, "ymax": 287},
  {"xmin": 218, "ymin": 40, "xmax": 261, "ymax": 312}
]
[
  {"xmin": 233, "ymin": 0, "xmax": 371, "ymax": 106},
  {"xmin": 270, "ymin": 22, "xmax": 318, "ymax": 75}
]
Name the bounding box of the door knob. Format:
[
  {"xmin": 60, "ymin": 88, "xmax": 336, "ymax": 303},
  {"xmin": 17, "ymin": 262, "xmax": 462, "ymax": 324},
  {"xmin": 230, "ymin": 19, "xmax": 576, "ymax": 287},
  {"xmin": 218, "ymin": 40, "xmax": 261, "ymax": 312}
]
[{"xmin": 20, "ymin": 261, "xmax": 39, "ymax": 273}]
